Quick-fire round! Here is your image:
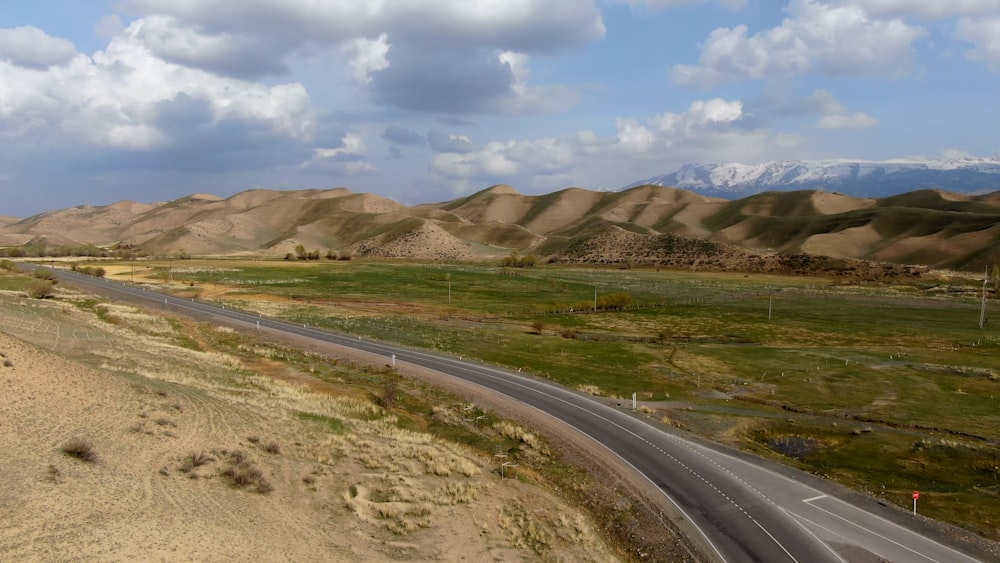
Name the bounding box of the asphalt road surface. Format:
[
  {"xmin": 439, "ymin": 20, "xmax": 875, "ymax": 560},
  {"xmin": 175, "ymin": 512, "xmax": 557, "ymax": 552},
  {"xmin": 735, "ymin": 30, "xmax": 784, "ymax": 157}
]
[{"xmin": 27, "ymin": 265, "xmax": 988, "ymax": 563}]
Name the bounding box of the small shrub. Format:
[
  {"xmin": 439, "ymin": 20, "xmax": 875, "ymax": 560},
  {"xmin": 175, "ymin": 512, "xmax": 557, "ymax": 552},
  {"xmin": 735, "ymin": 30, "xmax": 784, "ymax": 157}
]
[
  {"xmin": 263, "ymin": 441, "xmax": 281, "ymax": 454},
  {"xmin": 221, "ymin": 463, "xmax": 271, "ymax": 492},
  {"xmin": 33, "ymin": 268, "xmax": 57, "ymax": 282},
  {"xmin": 29, "ymin": 279, "xmax": 55, "ymax": 299},
  {"xmin": 220, "ymin": 451, "xmax": 271, "ymax": 494},
  {"xmin": 60, "ymin": 438, "xmax": 98, "ymax": 462},
  {"xmin": 179, "ymin": 451, "xmax": 213, "ymax": 473}
]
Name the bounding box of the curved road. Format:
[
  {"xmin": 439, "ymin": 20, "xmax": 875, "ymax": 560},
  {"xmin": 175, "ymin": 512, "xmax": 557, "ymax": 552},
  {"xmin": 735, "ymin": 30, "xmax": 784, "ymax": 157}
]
[{"xmin": 29, "ymin": 265, "xmax": 986, "ymax": 563}]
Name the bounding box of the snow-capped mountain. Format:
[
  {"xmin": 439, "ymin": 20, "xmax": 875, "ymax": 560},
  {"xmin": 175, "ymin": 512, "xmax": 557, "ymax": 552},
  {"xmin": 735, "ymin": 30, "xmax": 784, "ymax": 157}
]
[{"xmin": 624, "ymin": 158, "xmax": 1000, "ymax": 199}]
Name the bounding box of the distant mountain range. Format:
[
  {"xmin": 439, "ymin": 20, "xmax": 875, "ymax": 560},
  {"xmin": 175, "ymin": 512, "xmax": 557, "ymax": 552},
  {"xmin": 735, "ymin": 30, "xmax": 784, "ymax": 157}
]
[
  {"xmin": 3, "ymin": 184, "xmax": 1000, "ymax": 273},
  {"xmin": 624, "ymin": 158, "xmax": 1000, "ymax": 199}
]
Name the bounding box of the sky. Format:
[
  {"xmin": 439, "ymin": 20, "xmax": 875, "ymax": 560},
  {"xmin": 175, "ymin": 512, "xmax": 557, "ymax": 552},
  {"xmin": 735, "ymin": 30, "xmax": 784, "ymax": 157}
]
[{"xmin": 2, "ymin": 0, "xmax": 1000, "ymax": 217}]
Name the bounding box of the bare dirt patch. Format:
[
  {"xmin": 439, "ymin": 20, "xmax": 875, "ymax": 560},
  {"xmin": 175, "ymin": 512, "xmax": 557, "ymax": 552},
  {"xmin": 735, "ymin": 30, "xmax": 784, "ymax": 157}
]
[{"xmin": 0, "ymin": 294, "xmax": 624, "ymax": 562}]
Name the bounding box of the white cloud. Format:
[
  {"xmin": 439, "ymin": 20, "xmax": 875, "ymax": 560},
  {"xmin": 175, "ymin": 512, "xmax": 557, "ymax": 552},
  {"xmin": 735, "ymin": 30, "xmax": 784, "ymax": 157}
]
[
  {"xmin": 313, "ymin": 133, "xmax": 366, "ymax": 160},
  {"xmin": 652, "ymin": 98, "xmax": 744, "ymax": 134},
  {"xmin": 132, "ymin": 15, "xmax": 286, "ymax": 77},
  {"xmin": 817, "ymin": 112, "xmax": 878, "ymax": 129},
  {"xmin": 673, "ymin": 0, "xmax": 925, "ymax": 88},
  {"xmin": 618, "ymin": 0, "xmax": 747, "ymax": 9},
  {"xmin": 432, "ymin": 137, "xmax": 573, "ymax": 181},
  {"xmin": 305, "ymin": 133, "xmax": 375, "ymax": 175},
  {"xmin": 347, "ymin": 34, "xmax": 390, "ymax": 85},
  {"xmin": 428, "ymin": 130, "xmax": 475, "ymax": 154},
  {"xmin": 844, "ymin": 0, "xmax": 1000, "ymax": 19},
  {"xmin": 430, "ymin": 97, "xmax": 781, "ymax": 190},
  {"xmin": 343, "ymin": 160, "xmax": 377, "ymax": 175},
  {"xmin": 0, "ymin": 18, "xmax": 317, "ymax": 151},
  {"xmin": 0, "ymin": 26, "xmax": 77, "ymax": 69},
  {"xmin": 955, "ymin": 18, "xmax": 1000, "ymax": 70},
  {"xmin": 117, "ymin": 0, "xmax": 603, "ymax": 115},
  {"xmin": 615, "ymin": 119, "xmax": 657, "ymax": 153},
  {"xmin": 120, "ymin": 0, "xmax": 606, "ymax": 54}
]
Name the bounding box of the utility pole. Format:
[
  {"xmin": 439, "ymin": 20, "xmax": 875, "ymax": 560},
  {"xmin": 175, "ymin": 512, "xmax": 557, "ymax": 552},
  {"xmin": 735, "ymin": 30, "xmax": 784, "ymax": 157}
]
[{"xmin": 593, "ymin": 285, "xmax": 597, "ymax": 311}]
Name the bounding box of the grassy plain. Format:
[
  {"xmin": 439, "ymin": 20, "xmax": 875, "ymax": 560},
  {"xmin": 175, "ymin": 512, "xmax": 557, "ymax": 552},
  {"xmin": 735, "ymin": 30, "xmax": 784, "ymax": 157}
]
[{"xmin": 75, "ymin": 259, "xmax": 1000, "ymax": 538}]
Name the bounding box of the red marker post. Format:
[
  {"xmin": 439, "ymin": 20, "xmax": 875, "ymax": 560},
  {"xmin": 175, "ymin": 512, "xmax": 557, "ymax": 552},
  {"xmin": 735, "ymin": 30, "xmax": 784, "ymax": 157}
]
[{"xmin": 912, "ymin": 491, "xmax": 919, "ymax": 515}]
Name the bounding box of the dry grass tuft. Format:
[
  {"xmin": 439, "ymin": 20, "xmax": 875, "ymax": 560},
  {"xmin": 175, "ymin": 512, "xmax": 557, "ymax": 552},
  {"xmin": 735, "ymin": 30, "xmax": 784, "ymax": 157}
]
[
  {"xmin": 60, "ymin": 437, "xmax": 98, "ymax": 463},
  {"xmin": 179, "ymin": 451, "xmax": 214, "ymax": 474},
  {"xmin": 493, "ymin": 420, "xmax": 546, "ymax": 454},
  {"xmin": 219, "ymin": 450, "xmax": 272, "ymax": 494},
  {"xmin": 499, "ymin": 503, "xmax": 553, "ymax": 554}
]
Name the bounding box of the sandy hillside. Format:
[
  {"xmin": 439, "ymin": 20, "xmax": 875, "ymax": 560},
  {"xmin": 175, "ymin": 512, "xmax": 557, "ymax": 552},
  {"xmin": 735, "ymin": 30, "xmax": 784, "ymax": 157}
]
[
  {"xmin": 353, "ymin": 221, "xmax": 475, "ymax": 260},
  {"xmin": 5, "ymin": 184, "xmax": 1000, "ymax": 270},
  {"xmin": 440, "ymin": 186, "xmax": 534, "ymax": 225},
  {"xmin": 809, "ymin": 192, "xmax": 875, "ymax": 215},
  {"xmin": 0, "ymin": 290, "xmax": 620, "ymax": 562},
  {"xmin": 801, "ymin": 224, "xmax": 883, "ymax": 258},
  {"xmin": 522, "ymin": 188, "xmax": 604, "ymax": 235}
]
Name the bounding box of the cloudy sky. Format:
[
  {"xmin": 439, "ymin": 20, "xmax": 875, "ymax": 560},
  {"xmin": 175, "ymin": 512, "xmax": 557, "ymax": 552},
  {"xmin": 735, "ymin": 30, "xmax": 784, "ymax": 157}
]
[{"xmin": 2, "ymin": 0, "xmax": 999, "ymax": 216}]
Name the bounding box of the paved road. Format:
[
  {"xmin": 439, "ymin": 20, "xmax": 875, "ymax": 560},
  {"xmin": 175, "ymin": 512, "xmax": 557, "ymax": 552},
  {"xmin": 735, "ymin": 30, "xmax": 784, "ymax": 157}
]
[{"xmin": 28, "ymin": 265, "xmax": 986, "ymax": 563}]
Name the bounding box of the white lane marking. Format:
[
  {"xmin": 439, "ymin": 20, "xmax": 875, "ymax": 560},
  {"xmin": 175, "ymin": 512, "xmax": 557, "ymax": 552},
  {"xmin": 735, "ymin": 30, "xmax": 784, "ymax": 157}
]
[
  {"xmin": 661, "ymin": 434, "xmax": 981, "ymax": 563},
  {"xmin": 752, "ymin": 518, "xmax": 799, "ymax": 563},
  {"xmin": 803, "ymin": 495, "xmax": 828, "ymax": 503},
  {"xmin": 804, "ymin": 501, "xmax": 949, "ymax": 563},
  {"xmin": 786, "ymin": 505, "xmax": 933, "ymax": 561},
  {"xmin": 781, "ymin": 509, "xmax": 848, "ymax": 563}
]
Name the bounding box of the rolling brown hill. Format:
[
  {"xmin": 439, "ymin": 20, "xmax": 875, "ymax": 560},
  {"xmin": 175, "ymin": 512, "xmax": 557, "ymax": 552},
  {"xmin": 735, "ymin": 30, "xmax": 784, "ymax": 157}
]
[{"xmin": 3, "ymin": 185, "xmax": 999, "ymax": 272}]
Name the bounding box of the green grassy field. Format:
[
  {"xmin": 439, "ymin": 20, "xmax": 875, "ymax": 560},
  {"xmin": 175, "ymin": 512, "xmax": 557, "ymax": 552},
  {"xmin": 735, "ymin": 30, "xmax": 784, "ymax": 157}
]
[{"xmin": 48, "ymin": 259, "xmax": 1000, "ymax": 538}]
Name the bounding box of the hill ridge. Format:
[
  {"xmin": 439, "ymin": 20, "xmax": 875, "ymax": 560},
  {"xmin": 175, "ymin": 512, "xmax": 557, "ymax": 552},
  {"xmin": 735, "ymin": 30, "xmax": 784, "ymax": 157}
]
[{"xmin": 3, "ymin": 185, "xmax": 999, "ymax": 272}]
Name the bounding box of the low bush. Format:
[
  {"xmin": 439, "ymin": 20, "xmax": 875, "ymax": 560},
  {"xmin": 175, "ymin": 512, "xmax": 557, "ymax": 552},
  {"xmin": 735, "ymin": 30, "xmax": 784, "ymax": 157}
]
[
  {"xmin": 219, "ymin": 450, "xmax": 272, "ymax": 494},
  {"xmin": 60, "ymin": 438, "xmax": 98, "ymax": 462},
  {"xmin": 29, "ymin": 279, "xmax": 55, "ymax": 299}
]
